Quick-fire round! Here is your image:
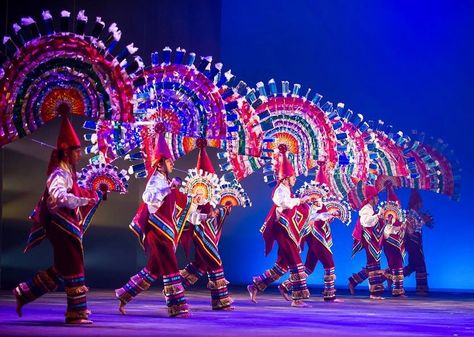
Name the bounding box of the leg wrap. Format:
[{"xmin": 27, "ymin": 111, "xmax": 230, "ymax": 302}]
[
  {"xmin": 64, "ymin": 274, "xmax": 89, "ymax": 323},
  {"xmin": 115, "ymin": 268, "xmax": 158, "ymax": 304},
  {"xmin": 163, "ymin": 273, "xmax": 188, "ymax": 317},
  {"xmin": 322, "ymin": 267, "xmax": 336, "ymax": 301},
  {"xmin": 391, "ymin": 268, "xmax": 405, "ymax": 296},
  {"xmin": 207, "ymin": 269, "xmax": 233, "ymax": 310},
  {"xmin": 367, "ymin": 263, "xmax": 384, "ymax": 297},
  {"xmin": 180, "ymin": 263, "xmax": 205, "ymax": 288},
  {"xmin": 252, "ymin": 263, "xmax": 287, "ymax": 292},
  {"xmin": 13, "ymin": 267, "xmax": 61, "ymax": 305},
  {"xmin": 348, "ymin": 267, "xmax": 368, "ymax": 288},
  {"xmin": 416, "ymin": 272, "xmax": 429, "ymax": 293},
  {"xmin": 280, "ymin": 279, "xmax": 292, "ymax": 293},
  {"xmin": 289, "ymin": 264, "xmax": 310, "ymax": 300}
]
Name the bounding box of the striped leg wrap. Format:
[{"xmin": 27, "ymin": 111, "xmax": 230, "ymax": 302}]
[
  {"xmin": 281, "ymin": 266, "xmax": 311, "ymax": 294},
  {"xmin": 280, "ymin": 279, "xmax": 292, "ymax": 293},
  {"xmin": 163, "ymin": 273, "xmax": 188, "ymax": 317},
  {"xmin": 252, "ymin": 263, "xmax": 287, "ymax": 292},
  {"xmin": 391, "ymin": 268, "xmax": 405, "ymax": 296},
  {"xmin": 367, "ymin": 263, "xmax": 384, "ymax": 297},
  {"xmin": 416, "ymin": 272, "xmax": 429, "ymax": 294},
  {"xmin": 322, "ymin": 267, "xmax": 336, "ymax": 301},
  {"xmin": 207, "ymin": 269, "xmax": 233, "ymax": 310},
  {"xmin": 115, "ymin": 268, "xmax": 157, "ymax": 304},
  {"xmin": 13, "ymin": 267, "xmax": 61, "ymax": 305},
  {"xmin": 180, "ymin": 263, "xmax": 205, "ymax": 288},
  {"xmin": 64, "ymin": 274, "xmax": 89, "ymax": 322},
  {"xmin": 289, "ymin": 264, "xmax": 310, "ymax": 300},
  {"xmin": 348, "ymin": 268, "xmax": 368, "ymax": 288}
]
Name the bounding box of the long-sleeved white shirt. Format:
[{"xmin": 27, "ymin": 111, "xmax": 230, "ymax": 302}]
[
  {"xmin": 359, "ymin": 204, "xmax": 379, "ymax": 228},
  {"xmin": 272, "ymin": 183, "xmax": 301, "ymax": 220},
  {"xmin": 143, "ymin": 171, "xmax": 200, "ymax": 220},
  {"xmin": 142, "ymin": 171, "xmax": 172, "ymax": 214},
  {"xmin": 46, "ymin": 163, "xmax": 89, "ymax": 211}
]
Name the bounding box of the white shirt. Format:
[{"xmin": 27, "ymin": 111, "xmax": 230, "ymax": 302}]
[
  {"xmin": 143, "ymin": 170, "xmax": 200, "ymax": 220},
  {"xmin": 47, "ymin": 163, "xmax": 89, "ymax": 211},
  {"xmin": 359, "ymin": 204, "xmax": 379, "ymax": 228},
  {"xmin": 142, "ymin": 171, "xmax": 172, "ymax": 214},
  {"xmin": 272, "ymin": 183, "xmax": 301, "ymax": 220}
]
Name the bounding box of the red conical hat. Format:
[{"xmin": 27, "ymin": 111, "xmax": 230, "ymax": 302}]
[
  {"xmin": 56, "ymin": 111, "xmax": 81, "ymax": 150},
  {"xmin": 364, "ymin": 185, "xmax": 379, "ymax": 203},
  {"xmin": 196, "ymin": 138, "xmax": 215, "ymax": 174},
  {"xmin": 386, "ymin": 184, "xmax": 400, "ymax": 204},
  {"xmin": 315, "ymin": 161, "xmax": 329, "ymax": 185},
  {"xmin": 151, "ymin": 123, "xmax": 172, "ymax": 167},
  {"xmin": 408, "ymin": 188, "xmax": 422, "ymax": 210},
  {"xmin": 277, "ymin": 144, "xmax": 295, "ymax": 181}
]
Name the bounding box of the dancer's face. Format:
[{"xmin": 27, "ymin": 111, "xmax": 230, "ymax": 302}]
[
  {"xmin": 67, "ymin": 147, "xmax": 82, "ymax": 166},
  {"xmin": 163, "ymin": 158, "xmax": 174, "ymax": 174},
  {"xmin": 157, "ymin": 158, "xmax": 174, "ymax": 175},
  {"xmin": 287, "ymin": 175, "xmax": 296, "ymax": 187}
]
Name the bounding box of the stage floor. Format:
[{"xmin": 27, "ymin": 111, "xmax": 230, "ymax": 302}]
[{"xmin": 0, "ymin": 288, "xmax": 473, "ymax": 337}]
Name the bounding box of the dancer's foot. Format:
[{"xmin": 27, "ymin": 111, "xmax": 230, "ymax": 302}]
[
  {"xmin": 66, "ymin": 319, "xmax": 93, "ymax": 325},
  {"xmin": 247, "ymin": 284, "xmax": 258, "ymax": 303},
  {"xmin": 214, "ymin": 305, "xmax": 235, "ymax": 311},
  {"xmin": 416, "ymin": 291, "xmax": 428, "ymax": 296},
  {"xmin": 369, "ymin": 295, "xmax": 385, "ymax": 300},
  {"xmin": 348, "ymin": 282, "xmax": 355, "ymax": 295},
  {"xmin": 325, "ymin": 297, "xmax": 344, "ymax": 303},
  {"xmin": 173, "ymin": 312, "xmax": 191, "ymax": 318},
  {"xmin": 291, "ymin": 300, "xmax": 311, "ymax": 308},
  {"xmin": 395, "ymin": 293, "xmax": 408, "ymax": 298},
  {"xmin": 118, "ymin": 300, "xmax": 127, "ymax": 315},
  {"xmin": 278, "ymin": 284, "xmax": 291, "ymax": 302},
  {"xmin": 12, "ymin": 289, "xmax": 23, "ymax": 318}
]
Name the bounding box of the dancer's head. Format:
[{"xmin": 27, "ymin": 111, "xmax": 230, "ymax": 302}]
[
  {"xmin": 48, "ymin": 112, "xmax": 82, "ymax": 174},
  {"xmin": 151, "ymin": 123, "xmax": 173, "ymax": 175},
  {"xmin": 277, "ymin": 144, "xmax": 296, "ymax": 186}
]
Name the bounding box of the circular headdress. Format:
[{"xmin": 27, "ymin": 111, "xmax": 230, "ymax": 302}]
[
  {"xmin": 78, "ymin": 163, "xmax": 130, "ymax": 194},
  {"xmin": 322, "ymin": 196, "xmax": 352, "ymax": 225},
  {"xmin": 218, "ymin": 177, "xmax": 251, "ymax": 207},
  {"xmin": 377, "ymin": 200, "xmax": 406, "ymax": 223},
  {"xmin": 180, "ymin": 168, "xmax": 221, "ymax": 206}
]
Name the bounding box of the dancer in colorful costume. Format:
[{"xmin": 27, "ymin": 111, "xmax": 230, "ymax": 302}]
[
  {"xmin": 279, "ymin": 166, "xmax": 340, "ymax": 302},
  {"xmin": 115, "ymin": 129, "xmax": 195, "ymax": 318},
  {"xmin": 403, "ymin": 189, "xmax": 432, "ymax": 295},
  {"xmin": 179, "ymin": 140, "xmax": 234, "ymax": 310},
  {"xmin": 348, "ymin": 186, "xmax": 385, "ymax": 299},
  {"xmin": 13, "ymin": 113, "xmax": 102, "ymax": 324},
  {"xmin": 247, "ymin": 145, "xmax": 312, "ymax": 307},
  {"xmin": 381, "ymin": 183, "xmax": 406, "ymax": 297}
]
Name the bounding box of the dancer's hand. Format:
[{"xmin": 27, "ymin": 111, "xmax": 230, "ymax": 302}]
[{"xmin": 170, "ymin": 177, "xmax": 182, "ymax": 189}]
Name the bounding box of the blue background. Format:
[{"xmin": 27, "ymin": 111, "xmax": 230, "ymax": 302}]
[
  {"xmin": 217, "ymin": 0, "xmax": 474, "ymax": 290},
  {"xmin": 1, "ymin": 0, "xmax": 473, "ymax": 291}
]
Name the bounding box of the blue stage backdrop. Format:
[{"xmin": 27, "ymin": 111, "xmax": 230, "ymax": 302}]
[
  {"xmin": 218, "ymin": 0, "xmax": 474, "ymax": 290},
  {"xmin": 0, "ymin": 0, "xmax": 473, "ymax": 291}
]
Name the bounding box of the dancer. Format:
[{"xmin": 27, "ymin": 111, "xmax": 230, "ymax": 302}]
[
  {"xmin": 179, "ymin": 140, "xmax": 234, "ymax": 310},
  {"xmin": 349, "ymin": 185, "xmax": 385, "ymax": 299},
  {"xmin": 381, "ymin": 183, "xmax": 406, "ymax": 297},
  {"xmin": 115, "ymin": 129, "xmax": 196, "ymax": 318},
  {"xmin": 404, "ymin": 189, "xmax": 432, "ymax": 295},
  {"xmin": 247, "ymin": 145, "xmax": 312, "ymax": 307},
  {"xmin": 279, "ymin": 166, "xmax": 340, "ymax": 302},
  {"xmin": 13, "ymin": 113, "xmax": 102, "ymax": 324}
]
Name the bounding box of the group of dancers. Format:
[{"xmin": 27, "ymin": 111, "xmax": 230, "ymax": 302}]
[{"xmin": 12, "ymin": 114, "xmax": 432, "ymax": 324}]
